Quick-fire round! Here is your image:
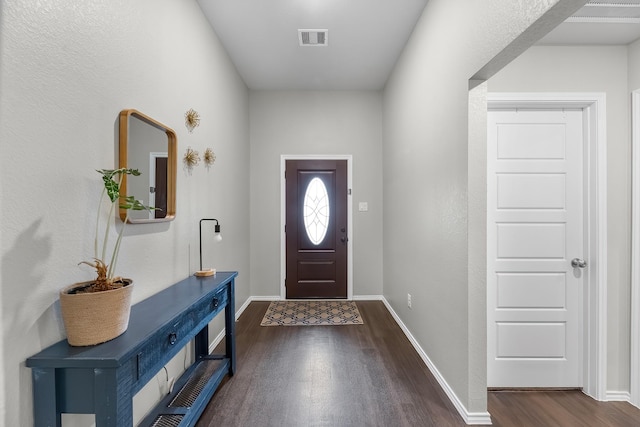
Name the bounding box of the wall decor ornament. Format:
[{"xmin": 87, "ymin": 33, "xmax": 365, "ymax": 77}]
[
  {"xmin": 204, "ymin": 148, "xmax": 216, "ymax": 168},
  {"xmin": 184, "ymin": 108, "xmax": 200, "ymax": 133},
  {"xmin": 183, "ymin": 147, "xmax": 200, "ymax": 171}
]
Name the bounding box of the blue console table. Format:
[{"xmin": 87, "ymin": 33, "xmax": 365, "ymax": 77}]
[{"xmin": 26, "ymin": 271, "xmax": 237, "ymax": 427}]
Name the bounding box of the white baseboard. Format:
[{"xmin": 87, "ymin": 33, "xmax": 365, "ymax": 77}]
[
  {"xmin": 352, "ymin": 294, "xmax": 384, "ymax": 301},
  {"xmin": 380, "ymin": 297, "xmax": 492, "ymax": 425},
  {"xmin": 235, "ymin": 296, "xmax": 252, "ymax": 319},
  {"xmin": 208, "ymin": 295, "xmax": 281, "ymax": 353},
  {"xmin": 210, "ymin": 329, "xmax": 226, "ymax": 354},
  {"xmin": 606, "ymin": 391, "xmax": 631, "ymax": 402},
  {"xmin": 247, "ymin": 295, "xmax": 281, "ymax": 301},
  {"xmin": 208, "ymin": 295, "xmax": 255, "ymax": 353},
  {"xmin": 240, "ymin": 295, "xmax": 382, "ymax": 302}
]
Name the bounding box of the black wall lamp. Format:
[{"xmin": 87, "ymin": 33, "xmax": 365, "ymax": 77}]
[{"xmin": 197, "ymin": 218, "xmax": 222, "ymax": 275}]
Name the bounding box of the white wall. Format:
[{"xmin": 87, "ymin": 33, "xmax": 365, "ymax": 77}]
[
  {"xmin": 468, "ymin": 80, "xmax": 489, "ymax": 413},
  {"xmin": 382, "ymin": 0, "xmax": 584, "ymax": 418},
  {"xmin": 249, "ymin": 91, "xmax": 383, "ymax": 297},
  {"xmin": 488, "ymin": 45, "xmax": 630, "ymax": 393},
  {"xmin": 0, "ymin": 0, "xmax": 250, "ymax": 425}
]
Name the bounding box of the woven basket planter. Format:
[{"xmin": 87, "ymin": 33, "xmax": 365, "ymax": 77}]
[{"xmin": 60, "ymin": 279, "xmax": 133, "ymax": 346}]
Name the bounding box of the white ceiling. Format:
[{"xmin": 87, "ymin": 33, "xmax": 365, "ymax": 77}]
[
  {"xmin": 197, "ymin": 0, "xmax": 429, "ymax": 90},
  {"xmin": 197, "ymin": 0, "xmax": 640, "ymax": 91}
]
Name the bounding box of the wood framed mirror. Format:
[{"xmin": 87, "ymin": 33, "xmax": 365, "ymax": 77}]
[{"xmin": 119, "ymin": 109, "xmax": 177, "ymax": 223}]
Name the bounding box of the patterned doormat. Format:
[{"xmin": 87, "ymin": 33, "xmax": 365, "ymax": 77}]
[{"xmin": 260, "ymin": 300, "xmax": 364, "ymax": 326}]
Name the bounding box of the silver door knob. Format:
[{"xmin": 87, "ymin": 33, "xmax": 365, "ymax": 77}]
[{"xmin": 571, "ymin": 258, "xmax": 587, "ymax": 268}]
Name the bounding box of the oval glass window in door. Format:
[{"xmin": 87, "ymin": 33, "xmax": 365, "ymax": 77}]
[{"xmin": 303, "ymin": 177, "xmax": 330, "ymax": 245}]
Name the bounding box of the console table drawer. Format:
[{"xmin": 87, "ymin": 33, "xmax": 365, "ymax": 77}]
[{"xmin": 136, "ymin": 288, "xmax": 228, "ymax": 384}]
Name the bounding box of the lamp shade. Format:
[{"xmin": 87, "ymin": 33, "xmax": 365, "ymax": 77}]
[
  {"xmin": 214, "ymin": 222, "xmax": 222, "ymax": 242},
  {"xmin": 199, "ymin": 218, "xmax": 222, "ymax": 272}
]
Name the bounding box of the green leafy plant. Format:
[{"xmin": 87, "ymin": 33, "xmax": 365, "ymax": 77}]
[{"xmin": 78, "ymin": 168, "xmax": 154, "ymax": 292}]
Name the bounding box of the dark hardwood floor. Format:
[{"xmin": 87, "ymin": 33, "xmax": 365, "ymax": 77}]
[
  {"xmin": 488, "ymin": 390, "xmax": 640, "ymax": 426},
  {"xmin": 196, "ymin": 301, "xmax": 640, "ymax": 427}
]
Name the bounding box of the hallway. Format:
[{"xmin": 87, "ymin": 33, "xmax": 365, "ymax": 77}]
[{"xmin": 197, "ymin": 301, "xmax": 640, "ymax": 426}]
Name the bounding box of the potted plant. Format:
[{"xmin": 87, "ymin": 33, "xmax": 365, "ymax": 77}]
[{"xmin": 60, "ymin": 168, "xmax": 154, "ymax": 346}]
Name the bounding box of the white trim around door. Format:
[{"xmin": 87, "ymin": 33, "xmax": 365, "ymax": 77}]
[
  {"xmin": 488, "ymin": 93, "xmax": 607, "ymax": 401},
  {"xmin": 280, "ymin": 154, "xmax": 354, "ymax": 300},
  {"xmin": 631, "ymin": 90, "xmax": 640, "ymax": 408}
]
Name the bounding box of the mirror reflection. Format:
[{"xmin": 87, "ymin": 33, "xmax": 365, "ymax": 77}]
[{"xmin": 119, "ymin": 109, "xmax": 176, "ymax": 223}]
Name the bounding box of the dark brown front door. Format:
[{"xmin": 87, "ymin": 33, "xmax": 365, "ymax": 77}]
[{"xmin": 286, "ymin": 159, "xmax": 348, "ymax": 299}]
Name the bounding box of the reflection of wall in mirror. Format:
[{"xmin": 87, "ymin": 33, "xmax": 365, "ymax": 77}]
[{"xmin": 128, "ymin": 116, "xmax": 169, "ymax": 220}]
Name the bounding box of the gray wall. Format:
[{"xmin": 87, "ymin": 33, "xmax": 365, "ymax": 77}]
[
  {"xmin": 488, "ymin": 44, "xmax": 630, "ymax": 393},
  {"xmin": 0, "ymin": 0, "xmax": 250, "ymax": 425},
  {"xmin": 382, "ymin": 0, "xmax": 581, "ymax": 416},
  {"xmin": 249, "ymin": 91, "xmax": 384, "ymax": 297}
]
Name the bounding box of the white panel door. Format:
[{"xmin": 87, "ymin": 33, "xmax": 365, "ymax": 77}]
[{"xmin": 487, "ymin": 109, "xmax": 584, "ymax": 387}]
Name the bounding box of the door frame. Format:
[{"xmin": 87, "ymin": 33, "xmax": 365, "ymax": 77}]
[
  {"xmin": 280, "ymin": 154, "xmax": 353, "ymax": 300},
  {"xmin": 631, "ymin": 90, "xmax": 640, "ymax": 408},
  {"xmin": 488, "ymin": 93, "xmax": 608, "ymax": 400}
]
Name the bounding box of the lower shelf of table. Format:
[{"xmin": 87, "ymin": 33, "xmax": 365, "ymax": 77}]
[{"xmin": 140, "ymin": 356, "xmax": 231, "ymax": 427}]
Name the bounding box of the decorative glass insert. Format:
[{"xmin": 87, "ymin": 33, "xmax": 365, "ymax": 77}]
[{"xmin": 303, "ymin": 177, "xmax": 330, "ymax": 245}]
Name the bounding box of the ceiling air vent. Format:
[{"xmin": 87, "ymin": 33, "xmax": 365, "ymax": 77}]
[
  {"xmin": 568, "ymin": 1, "xmax": 640, "ymax": 23},
  {"xmin": 298, "ymin": 29, "xmax": 328, "ymax": 47}
]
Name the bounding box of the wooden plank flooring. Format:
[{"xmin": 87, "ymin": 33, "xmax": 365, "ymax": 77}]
[
  {"xmin": 489, "ymin": 390, "xmax": 640, "ymax": 426},
  {"xmin": 196, "ymin": 301, "xmax": 640, "ymax": 427}
]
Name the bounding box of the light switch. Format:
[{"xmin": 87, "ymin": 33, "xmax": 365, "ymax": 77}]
[{"xmin": 358, "ymin": 202, "xmax": 368, "ymax": 212}]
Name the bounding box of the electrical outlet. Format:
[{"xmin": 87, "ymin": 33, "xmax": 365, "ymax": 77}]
[{"xmin": 407, "ymin": 293, "xmax": 412, "ymax": 309}]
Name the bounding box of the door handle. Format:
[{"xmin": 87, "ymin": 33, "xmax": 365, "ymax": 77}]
[
  {"xmin": 571, "ymin": 258, "xmax": 587, "ymax": 269},
  {"xmin": 340, "ymin": 227, "xmax": 347, "ymax": 244}
]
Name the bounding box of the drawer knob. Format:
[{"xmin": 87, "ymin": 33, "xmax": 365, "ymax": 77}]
[
  {"xmin": 212, "ymin": 298, "xmax": 219, "ymax": 308},
  {"xmin": 169, "ymin": 332, "xmax": 177, "ymax": 345}
]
